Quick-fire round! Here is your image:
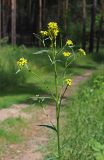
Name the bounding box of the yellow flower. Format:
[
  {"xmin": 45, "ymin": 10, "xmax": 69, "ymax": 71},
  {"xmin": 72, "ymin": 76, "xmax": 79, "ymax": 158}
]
[
  {"xmin": 65, "ymin": 79, "xmax": 72, "ymax": 86},
  {"xmin": 17, "ymin": 57, "xmax": 27, "ymax": 67},
  {"xmin": 40, "ymin": 30, "xmax": 48, "ymax": 37},
  {"xmin": 63, "ymin": 51, "xmax": 71, "ymax": 57},
  {"xmin": 48, "ymin": 22, "xmax": 58, "ymax": 30},
  {"xmin": 48, "ymin": 22, "xmax": 59, "ymax": 39},
  {"xmin": 53, "ymin": 29, "xmax": 59, "ymax": 37},
  {"xmin": 78, "ymin": 48, "xmax": 86, "ymax": 55},
  {"xmin": 66, "ymin": 39, "xmax": 73, "ymax": 46}
]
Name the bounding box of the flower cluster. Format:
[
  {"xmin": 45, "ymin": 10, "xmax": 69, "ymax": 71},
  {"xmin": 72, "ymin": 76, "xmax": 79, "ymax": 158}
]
[
  {"xmin": 40, "ymin": 31, "xmax": 48, "ymax": 37},
  {"xmin": 48, "ymin": 22, "xmax": 59, "ymax": 38},
  {"xmin": 48, "ymin": 22, "xmax": 58, "ymax": 30},
  {"xmin": 63, "ymin": 51, "xmax": 71, "ymax": 57},
  {"xmin": 65, "ymin": 79, "xmax": 72, "ymax": 86},
  {"xmin": 66, "ymin": 39, "xmax": 73, "ymax": 46},
  {"xmin": 40, "ymin": 22, "xmax": 59, "ymax": 40},
  {"xmin": 17, "ymin": 57, "xmax": 27, "ymax": 68},
  {"xmin": 78, "ymin": 48, "xmax": 86, "ymax": 55}
]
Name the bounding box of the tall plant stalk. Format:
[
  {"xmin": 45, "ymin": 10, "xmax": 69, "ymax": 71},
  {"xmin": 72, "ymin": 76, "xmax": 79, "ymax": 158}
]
[
  {"xmin": 54, "ymin": 55, "xmax": 61, "ymax": 158},
  {"xmin": 16, "ymin": 22, "xmax": 86, "ymax": 159}
]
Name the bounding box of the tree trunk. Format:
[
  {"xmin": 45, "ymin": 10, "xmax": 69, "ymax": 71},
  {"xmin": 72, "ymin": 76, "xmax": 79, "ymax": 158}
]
[
  {"xmin": 63, "ymin": 0, "xmax": 69, "ymax": 33},
  {"xmin": 2, "ymin": 0, "xmax": 6, "ymax": 37},
  {"xmin": 89, "ymin": 0, "xmax": 97, "ymax": 53},
  {"xmin": 96, "ymin": 15, "xmax": 103, "ymax": 54},
  {"xmin": 0, "ymin": 0, "xmax": 1, "ymax": 41},
  {"xmin": 96, "ymin": 0, "xmax": 104, "ymax": 54},
  {"xmin": 38, "ymin": 0, "xmax": 42, "ymax": 46},
  {"xmin": 11, "ymin": 0, "xmax": 16, "ymax": 44},
  {"xmin": 58, "ymin": 0, "xmax": 60, "ymax": 19},
  {"xmin": 82, "ymin": 0, "xmax": 87, "ymax": 50},
  {"xmin": 43, "ymin": 0, "xmax": 46, "ymax": 27},
  {"xmin": 39, "ymin": 0, "xmax": 42, "ymax": 32},
  {"xmin": 58, "ymin": 0, "xmax": 63, "ymax": 27},
  {"xmin": 58, "ymin": 0, "xmax": 61, "ymax": 21},
  {"xmin": 29, "ymin": 0, "xmax": 32, "ymax": 17}
]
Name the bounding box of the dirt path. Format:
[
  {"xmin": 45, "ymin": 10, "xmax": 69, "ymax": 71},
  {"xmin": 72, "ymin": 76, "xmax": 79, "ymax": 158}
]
[
  {"xmin": 0, "ymin": 104, "xmax": 29, "ymax": 122},
  {"xmin": 0, "ymin": 70, "xmax": 93, "ymax": 160}
]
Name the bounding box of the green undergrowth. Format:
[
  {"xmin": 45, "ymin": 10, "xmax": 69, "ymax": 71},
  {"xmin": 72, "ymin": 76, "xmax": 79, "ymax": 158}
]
[
  {"xmin": 0, "ymin": 117, "xmax": 28, "ymax": 156},
  {"xmin": 0, "ymin": 45, "xmax": 98, "ymax": 108},
  {"xmin": 45, "ymin": 65, "xmax": 104, "ymax": 160},
  {"xmin": 0, "ymin": 117, "xmax": 27, "ymax": 143}
]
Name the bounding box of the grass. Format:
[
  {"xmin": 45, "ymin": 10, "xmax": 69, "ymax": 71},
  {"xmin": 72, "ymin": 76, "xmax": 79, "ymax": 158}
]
[
  {"xmin": 0, "ymin": 117, "xmax": 27, "ymax": 143},
  {"xmin": 0, "ymin": 45, "xmax": 98, "ymax": 108},
  {"xmin": 0, "ymin": 117, "xmax": 28, "ymax": 156},
  {"xmin": 45, "ymin": 65, "xmax": 104, "ymax": 160}
]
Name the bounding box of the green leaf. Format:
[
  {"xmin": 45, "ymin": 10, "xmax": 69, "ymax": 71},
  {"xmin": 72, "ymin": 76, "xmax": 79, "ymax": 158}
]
[
  {"xmin": 94, "ymin": 152, "xmax": 104, "ymax": 160},
  {"xmin": 38, "ymin": 124, "xmax": 57, "ymax": 132},
  {"xmin": 90, "ymin": 139, "xmax": 104, "ymax": 152},
  {"xmin": 48, "ymin": 55, "xmax": 53, "ymax": 63},
  {"xmin": 33, "ymin": 50, "xmax": 49, "ymax": 55},
  {"xmin": 30, "ymin": 96, "xmax": 52, "ymax": 101},
  {"xmin": 16, "ymin": 69, "xmax": 21, "ymax": 74},
  {"xmin": 33, "ymin": 33, "xmax": 42, "ymax": 42}
]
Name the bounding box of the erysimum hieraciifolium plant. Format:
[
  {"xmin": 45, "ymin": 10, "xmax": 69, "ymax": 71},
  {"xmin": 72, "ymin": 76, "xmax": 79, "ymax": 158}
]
[{"xmin": 17, "ymin": 22, "xmax": 86, "ymax": 159}]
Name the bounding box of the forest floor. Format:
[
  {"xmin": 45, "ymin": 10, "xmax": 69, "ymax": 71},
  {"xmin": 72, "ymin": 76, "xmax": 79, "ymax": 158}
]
[{"xmin": 0, "ymin": 70, "xmax": 93, "ymax": 160}]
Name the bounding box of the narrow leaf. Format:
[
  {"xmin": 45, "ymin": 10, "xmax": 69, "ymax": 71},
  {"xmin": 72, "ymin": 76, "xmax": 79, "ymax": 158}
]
[
  {"xmin": 16, "ymin": 69, "xmax": 21, "ymax": 74},
  {"xmin": 44, "ymin": 37, "xmax": 50, "ymax": 41},
  {"xmin": 33, "ymin": 33, "xmax": 42, "ymax": 42},
  {"xmin": 48, "ymin": 55, "xmax": 53, "ymax": 63},
  {"xmin": 38, "ymin": 124, "xmax": 57, "ymax": 132},
  {"xmin": 33, "ymin": 50, "xmax": 49, "ymax": 55}
]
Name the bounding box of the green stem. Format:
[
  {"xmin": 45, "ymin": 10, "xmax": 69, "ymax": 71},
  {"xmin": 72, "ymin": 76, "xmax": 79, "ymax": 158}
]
[
  {"xmin": 57, "ymin": 115, "xmax": 61, "ymax": 159},
  {"xmin": 54, "ymin": 57, "xmax": 61, "ymax": 159}
]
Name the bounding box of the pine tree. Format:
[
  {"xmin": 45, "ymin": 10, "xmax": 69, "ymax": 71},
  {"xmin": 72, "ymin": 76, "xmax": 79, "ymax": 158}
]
[
  {"xmin": 82, "ymin": 0, "xmax": 87, "ymax": 50},
  {"xmin": 0, "ymin": 0, "xmax": 1, "ymax": 41},
  {"xmin": 11, "ymin": 0, "xmax": 16, "ymax": 44},
  {"xmin": 89, "ymin": 0, "xmax": 97, "ymax": 53},
  {"xmin": 96, "ymin": 0, "xmax": 104, "ymax": 54}
]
